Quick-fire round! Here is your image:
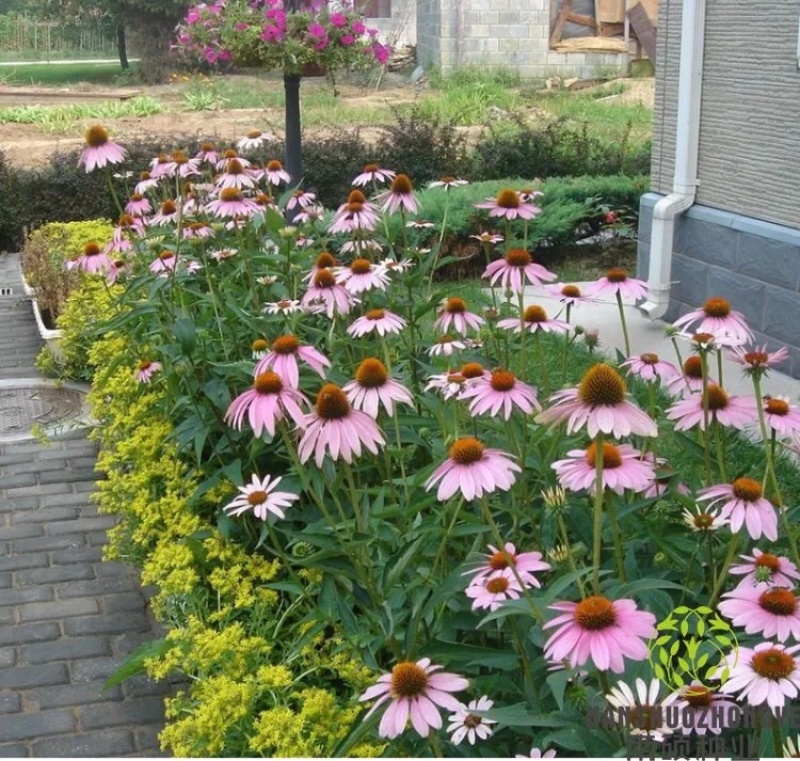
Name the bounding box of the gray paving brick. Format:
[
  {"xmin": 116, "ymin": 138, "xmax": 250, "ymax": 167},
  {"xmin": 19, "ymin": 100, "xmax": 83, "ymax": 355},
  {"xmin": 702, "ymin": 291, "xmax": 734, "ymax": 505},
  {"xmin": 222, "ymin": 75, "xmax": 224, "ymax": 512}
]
[
  {"xmin": 88, "ymin": 531, "xmax": 109, "ymax": 546},
  {"xmin": 0, "ymin": 622, "xmax": 60, "ymax": 647},
  {"xmin": 46, "ymin": 515, "xmax": 117, "ymax": 536},
  {"xmin": 4, "ymin": 483, "xmax": 68, "ymax": 498},
  {"xmin": 0, "ymin": 707, "xmax": 75, "ymax": 741},
  {"xmin": 40, "ymin": 469, "xmax": 99, "ymax": 485},
  {"xmin": 0, "ymin": 692, "xmax": 21, "ymax": 714},
  {"xmin": 20, "ymin": 635, "xmax": 112, "ymax": 665},
  {"xmin": 40, "ymin": 492, "xmax": 94, "ymax": 508},
  {"xmin": 64, "ymin": 612, "xmax": 152, "ymax": 636},
  {"xmin": 19, "ymin": 598, "xmax": 98, "ymax": 621},
  {"xmin": 70, "ymin": 655, "xmax": 125, "ymax": 682},
  {"xmin": 56, "ymin": 576, "xmax": 138, "ymax": 600},
  {"xmin": 102, "ymin": 592, "xmax": 145, "ymax": 614},
  {"xmin": 122, "ymin": 675, "xmax": 170, "ymax": 699},
  {"xmin": 0, "ymin": 473, "xmax": 37, "ymax": 489},
  {"xmin": 79, "ymin": 696, "xmax": 165, "ymax": 729},
  {"xmin": 0, "ymin": 662, "xmax": 69, "ymax": 690},
  {"xmin": 16, "ymin": 564, "xmax": 96, "ymax": 586},
  {"xmin": 0, "ymin": 743, "xmax": 28, "ymax": 757},
  {"xmin": 28, "ymin": 681, "xmax": 122, "ymax": 710},
  {"xmin": 0, "ymin": 524, "xmax": 43, "ymax": 540},
  {"xmin": 0, "ymin": 497, "xmax": 38, "ymax": 511},
  {"xmin": 0, "ymin": 650, "xmax": 14, "ymax": 668},
  {"xmin": 0, "ymin": 586, "xmax": 53, "ymax": 607},
  {"xmin": 32, "ymin": 729, "xmax": 136, "ymax": 758},
  {"xmin": 134, "ymin": 724, "xmax": 165, "ymax": 754},
  {"xmin": 72, "ymin": 481, "xmax": 98, "ymax": 493},
  {"xmin": 0, "ymin": 573, "xmax": 10, "ymax": 589},
  {"xmin": 0, "ymin": 609, "xmax": 15, "ymax": 625},
  {"xmin": 50, "ymin": 547, "xmax": 102, "ymax": 565},
  {"xmin": 11, "ymin": 506, "xmax": 80, "ymax": 524},
  {"xmin": 13, "ymin": 535, "xmax": 86, "ymax": 553},
  {"xmin": 0, "ymin": 554, "xmax": 48, "ymax": 573},
  {"xmin": 94, "ymin": 562, "xmax": 133, "ymax": 578}
]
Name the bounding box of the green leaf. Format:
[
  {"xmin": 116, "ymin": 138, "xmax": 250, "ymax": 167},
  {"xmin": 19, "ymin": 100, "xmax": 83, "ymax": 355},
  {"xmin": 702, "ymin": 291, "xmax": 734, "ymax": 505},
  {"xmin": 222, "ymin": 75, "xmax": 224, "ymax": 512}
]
[
  {"xmin": 704, "ymin": 664, "xmax": 719, "ymax": 681},
  {"xmin": 695, "ymin": 653, "xmax": 709, "ymax": 670},
  {"xmin": 481, "ymin": 705, "xmax": 568, "ymax": 728},
  {"xmin": 653, "ymin": 663, "xmax": 666, "ymax": 681},
  {"xmin": 655, "ymin": 634, "xmax": 672, "ymax": 646},
  {"xmin": 677, "ymin": 657, "xmax": 690, "ymax": 672},
  {"xmin": 658, "ymin": 648, "xmax": 669, "ymax": 666},
  {"xmin": 680, "ymin": 619, "xmax": 689, "ymax": 637},
  {"xmin": 103, "ymin": 637, "xmax": 172, "ymax": 690},
  {"xmin": 696, "ymin": 617, "xmax": 706, "ymax": 637},
  {"xmin": 672, "ymin": 672, "xmax": 685, "ymax": 688},
  {"xmin": 670, "ymin": 641, "xmax": 680, "ymax": 656}
]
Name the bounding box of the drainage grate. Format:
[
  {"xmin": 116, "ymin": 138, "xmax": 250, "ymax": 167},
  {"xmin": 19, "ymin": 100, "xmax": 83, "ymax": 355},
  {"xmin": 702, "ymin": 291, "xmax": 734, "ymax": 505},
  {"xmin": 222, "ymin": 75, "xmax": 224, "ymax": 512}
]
[{"xmin": 0, "ymin": 286, "xmax": 14, "ymax": 297}]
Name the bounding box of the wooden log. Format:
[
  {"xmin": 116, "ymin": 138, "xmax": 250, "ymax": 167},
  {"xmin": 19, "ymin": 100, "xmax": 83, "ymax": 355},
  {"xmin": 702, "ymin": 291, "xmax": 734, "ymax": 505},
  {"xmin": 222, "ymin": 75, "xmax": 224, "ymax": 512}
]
[{"xmin": 0, "ymin": 87, "xmax": 141, "ymax": 101}]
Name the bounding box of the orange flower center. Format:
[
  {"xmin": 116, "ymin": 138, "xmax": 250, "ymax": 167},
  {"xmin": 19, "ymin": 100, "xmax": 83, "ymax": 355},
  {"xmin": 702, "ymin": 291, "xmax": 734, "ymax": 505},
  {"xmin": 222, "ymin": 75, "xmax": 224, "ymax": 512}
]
[
  {"xmin": 449, "ymin": 437, "xmax": 485, "ymax": 465},
  {"xmin": 524, "ymin": 305, "xmax": 548, "ymax": 323},
  {"xmin": 744, "ymin": 351, "xmax": 770, "ymax": 366},
  {"xmin": 130, "ymin": 193, "xmax": 144, "ymax": 203},
  {"xmin": 83, "ymin": 242, "xmax": 101, "ymax": 257},
  {"xmin": 347, "ymin": 189, "xmax": 367, "ymax": 204},
  {"xmin": 390, "ymin": 173, "xmax": 413, "ymax": 194},
  {"xmin": 138, "ymin": 360, "xmax": 152, "ymax": 371},
  {"xmin": 751, "ymin": 648, "xmax": 795, "ymax": 680},
  {"xmin": 356, "ymin": 358, "xmax": 388, "ymax": 388},
  {"xmin": 247, "ymin": 130, "xmax": 262, "ymax": 139},
  {"xmin": 172, "ymin": 150, "xmax": 188, "ymax": 165},
  {"xmin": 255, "ymin": 193, "xmax": 273, "ymax": 205},
  {"xmin": 574, "ymin": 596, "xmax": 617, "ymax": 630},
  {"xmin": 578, "ymin": 364, "xmax": 626, "ymax": 406},
  {"xmin": 247, "ymin": 490, "xmax": 267, "ymax": 506},
  {"xmin": 758, "ymin": 588, "xmax": 797, "ymax": 616},
  {"xmin": 347, "ymin": 201, "xmax": 364, "ymax": 213},
  {"xmin": 161, "ymin": 200, "xmax": 177, "ymax": 215},
  {"xmin": 584, "ymin": 442, "xmax": 623, "ymax": 469},
  {"xmin": 362, "ymin": 163, "xmax": 379, "ymax": 173},
  {"xmin": 489, "ymin": 550, "xmax": 514, "ymax": 570},
  {"xmin": 490, "ymin": 370, "xmax": 516, "ymax": 392},
  {"xmin": 266, "ymin": 159, "xmax": 283, "ymax": 171},
  {"xmin": 732, "ymin": 477, "xmax": 762, "ymax": 501},
  {"xmin": 704, "ymin": 297, "xmax": 731, "ymax": 318},
  {"xmin": 684, "ymin": 685, "xmax": 714, "ymax": 708},
  {"xmin": 446, "ymin": 297, "xmax": 466, "ymax": 314},
  {"xmin": 704, "ymin": 385, "xmax": 729, "ymax": 411},
  {"xmin": 496, "ymin": 189, "xmax": 520, "ymax": 209},
  {"xmin": 219, "ymin": 188, "xmax": 243, "ymax": 202},
  {"xmin": 460, "ymin": 363, "xmax": 484, "ymax": 379},
  {"xmin": 756, "ymin": 552, "xmax": 781, "ymax": 572},
  {"xmin": 316, "ymin": 251, "xmax": 337, "ymax": 268},
  {"xmin": 694, "ymin": 513, "xmax": 714, "ymax": 529},
  {"xmin": 201, "ymin": 142, "xmax": 215, "ymax": 152},
  {"xmin": 366, "ymin": 308, "xmax": 385, "ymax": 321},
  {"xmin": 505, "ymin": 248, "xmax": 532, "ymax": 267},
  {"xmin": 85, "ymin": 125, "xmax": 109, "ymax": 147},
  {"xmin": 606, "ymin": 268, "xmax": 628, "ymax": 283},
  {"xmin": 390, "ymin": 662, "xmax": 428, "ymax": 697},
  {"xmin": 561, "ymin": 284, "xmax": 581, "ymax": 297},
  {"xmin": 251, "ymin": 338, "xmax": 268, "ymax": 352},
  {"xmin": 486, "ymin": 577, "xmax": 510, "ymax": 594},
  {"xmin": 437, "ymin": 335, "xmax": 454, "ymax": 344},
  {"xmin": 226, "ymin": 158, "xmax": 244, "ymax": 174},
  {"xmin": 313, "ymin": 269, "xmax": 336, "ymax": 288},
  {"xmin": 350, "ymin": 258, "xmax": 372, "ymax": 275},
  {"xmin": 271, "ymin": 335, "xmax": 300, "ymax": 355},
  {"xmin": 254, "ymin": 371, "xmax": 283, "ymax": 394},
  {"xmin": 159, "ymin": 251, "xmax": 175, "ymax": 261},
  {"xmin": 315, "ymin": 384, "xmax": 350, "ymax": 420},
  {"xmin": 766, "ymin": 398, "xmax": 790, "ymax": 416},
  {"xmin": 222, "ymin": 149, "xmax": 238, "ymax": 159},
  {"xmin": 640, "ymin": 353, "xmax": 659, "ymax": 365},
  {"xmin": 140, "ymin": 171, "xmax": 151, "ymax": 180},
  {"xmin": 684, "ymin": 356, "xmax": 703, "ymax": 379}
]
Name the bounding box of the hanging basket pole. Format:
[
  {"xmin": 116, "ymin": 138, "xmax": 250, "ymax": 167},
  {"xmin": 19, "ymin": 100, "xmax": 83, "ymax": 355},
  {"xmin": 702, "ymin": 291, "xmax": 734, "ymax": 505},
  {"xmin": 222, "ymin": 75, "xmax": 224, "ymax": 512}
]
[{"xmin": 283, "ymin": 0, "xmax": 303, "ymax": 196}]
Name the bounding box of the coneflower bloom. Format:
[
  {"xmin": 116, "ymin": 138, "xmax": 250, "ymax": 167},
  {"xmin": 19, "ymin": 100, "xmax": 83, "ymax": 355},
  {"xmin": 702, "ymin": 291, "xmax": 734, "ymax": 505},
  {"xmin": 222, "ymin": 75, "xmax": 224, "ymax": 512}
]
[
  {"xmin": 666, "ymin": 384, "xmax": 757, "ymax": 431},
  {"xmin": 720, "ymin": 585, "xmax": 800, "ymax": 642},
  {"xmin": 286, "ymin": 189, "xmax": 317, "ymax": 210},
  {"xmin": 195, "ymin": 142, "xmax": 220, "ymax": 165},
  {"xmin": 434, "ymin": 297, "xmax": 485, "ymax": 335},
  {"xmin": 542, "ymin": 283, "xmax": 597, "ymax": 309},
  {"xmin": 135, "ymin": 360, "xmax": 161, "ymax": 384},
  {"xmin": 729, "ymin": 344, "xmax": 790, "ymax": 375},
  {"xmin": 328, "ymin": 189, "xmax": 381, "ymax": 234},
  {"xmin": 697, "ymin": 478, "xmax": 777, "ymax": 541},
  {"xmin": 543, "ymin": 596, "xmax": 657, "ymax": 673},
  {"xmin": 717, "ymin": 642, "xmax": 800, "ymax": 714},
  {"xmin": 675, "ymin": 681, "xmax": 736, "ymax": 736},
  {"xmin": 378, "ymin": 173, "xmax": 418, "ymax": 214},
  {"xmin": 149, "ymin": 251, "xmax": 177, "ymax": 276},
  {"xmin": 461, "ymin": 369, "xmax": 541, "ymax": 420},
  {"xmin": 215, "ymin": 157, "xmax": 259, "ymax": 189},
  {"xmin": 665, "ymin": 355, "xmax": 715, "ymax": 397},
  {"xmin": 298, "ymin": 383, "xmax": 385, "ymax": 466},
  {"xmin": 762, "ymin": 396, "xmax": 800, "ymax": 435},
  {"xmin": 464, "ymin": 542, "xmax": 550, "ymax": 589},
  {"xmin": 214, "ymin": 148, "xmax": 250, "ymax": 171},
  {"xmin": 425, "ymin": 437, "xmax": 520, "ymax": 501},
  {"xmin": 251, "ymin": 338, "xmax": 269, "ymax": 360},
  {"xmin": 785, "ymin": 735, "xmax": 800, "ymax": 756},
  {"xmin": 446, "ymin": 696, "xmax": 495, "ymax": 746},
  {"xmin": 497, "ymin": 305, "xmax": 570, "ymax": 335},
  {"xmin": 347, "ymin": 308, "xmax": 407, "ymax": 337},
  {"xmin": 78, "ymin": 125, "xmax": 126, "ymax": 172},
  {"xmin": 149, "ymin": 200, "xmax": 180, "ymax": 226},
  {"xmin": 236, "ymin": 130, "xmax": 269, "ymax": 152},
  {"xmin": 425, "ymin": 371, "xmax": 468, "ymax": 401},
  {"xmin": 470, "ymin": 232, "xmax": 504, "ymax": 245},
  {"xmin": 381, "ymin": 256, "xmax": 415, "ymax": 274},
  {"xmin": 125, "ymin": 194, "xmax": 151, "ymax": 217},
  {"xmin": 482, "ymin": 248, "xmax": 557, "ymax": 292},
  {"xmin": 335, "ymin": 258, "xmax": 391, "ymax": 294},
  {"xmin": 223, "ymin": 473, "xmax": 298, "ymax": 520},
  {"xmin": 516, "ymin": 749, "xmax": 557, "ymax": 759},
  {"xmin": 254, "ymin": 334, "xmax": 331, "ymax": 388},
  {"xmin": 264, "ymin": 159, "xmax": 291, "ymax": 185},
  {"xmin": 682, "ymin": 505, "xmax": 724, "ymax": 533},
  {"xmin": 68, "ymin": 241, "xmax": 115, "ymax": 275},
  {"xmin": 358, "ymin": 658, "xmax": 468, "ymax": 739},
  {"xmin": 205, "ymin": 188, "xmax": 260, "ymax": 219},
  {"xmin": 673, "ymin": 297, "xmax": 753, "ymax": 347},
  {"xmin": 134, "ymin": 171, "xmax": 159, "ymax": 195},
  {"xmin": 552, "ymin": 441, "xmax": 656, "ymax": 495},
  {"xmin": 429, "ymin": 176, "xmax": 469, "ymax": 190},
  {"xmin": 465, "ymin": 569, "xmax": 523, "ymax": 611},
  {"xmin": 182, "ymin": 221, "xmax": 215, "ymax": 240},
  {"xmin": 303, "ymin": 251, "xmax": 340, "ymax": 284},
  {"xmin": 160, "ymin": 149, "xmax": 201, "ymax": 178},
  {"xmin": 262, "ymin": 299, "xmax": 303, "ymax": 315},
  {"xmin": 224, "ymin": 371, "xmax": 310, "ymax": 438},
  {"xmin": 107, "ymin": 258, "xmax": 130, "ymax": 284},
  {"xmin": 148, "ymin": 152, "xmax": 172, "ymax": 179},
  {"xmin": 210, "ymin": 248, "xmax": 238, "ymax": 262},
  {"xmin": 536, "ymin": 364, "xmax": 658, "ymax": 438},
  {"xmin": 352, "ymin": 163, "xmax": 396, "ymax": 187},
  {"xmin": 621, "ymin": 352, "xmax": 680, "ymax": 383},
  {"xmin": 605, "ymin": 679, "xmax": 682, "ymax": 742},
  {"xmin": 343, "ymin": 358, "xmax": 414, "ymax": 418},
  {"xmin": 731, "ymin": 549, "xmax": 800, "ymax": 588},
  {"xmin": 427, "ymin": 335, "xmax": 467, "ymax": 357},
  {"xmin": 301, "ymin": 268, "xmax": 359, "ymax": 318},
  {"xmin": 475, "ymin": 189, "xmax": 540, "ymax": 220},
  {"xmin": 587, "ymin": 268, "xmax": 648, "ymax": 302}
]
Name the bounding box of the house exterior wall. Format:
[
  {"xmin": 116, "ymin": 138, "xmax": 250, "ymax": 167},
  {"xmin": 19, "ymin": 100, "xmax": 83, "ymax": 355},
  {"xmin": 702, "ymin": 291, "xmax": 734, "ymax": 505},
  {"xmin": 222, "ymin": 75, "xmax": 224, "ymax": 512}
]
[
  {"xmin": 367, "ymin": 0, "xmax": 418, "ymax": 46},
  {"xmin": 415, "ymin": 0, "xmax": 628, "ymax": 78},
  {"xmin": 651, "ymin": 0, "xmax": 800, "ymax": 229}
]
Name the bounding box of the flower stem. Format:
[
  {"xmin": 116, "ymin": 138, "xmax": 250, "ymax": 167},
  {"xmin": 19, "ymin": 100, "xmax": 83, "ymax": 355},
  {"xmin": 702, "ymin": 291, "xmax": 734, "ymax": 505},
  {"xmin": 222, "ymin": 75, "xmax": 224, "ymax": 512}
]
[
  {"xmin": 558, "ymin": 515, "xmax": 586, "ymax": 598},
  {"xmin": 709, "ymin": 532, "xmax": 740, "ymax": 607},
  {"xmin": 700, "ymin": 352, "xmax": 713, "ymax": 486},
  {"xmin": 592, "ymin": 432, "xmax": 605, "ymax": 595},
  {"xmin": 772, "ymin": 714, "xmax": 783, "ymax": 757},
  {"xmin": 616, "ymin": 292, "xmax": 631, "ymax": 357},
  {"xmin": 605, "ymin": 492, "xmax": 627, "ymax": 583},
  {"xmin": 713, "ymin": 421, "xmax": 728, "ymax": 483}
]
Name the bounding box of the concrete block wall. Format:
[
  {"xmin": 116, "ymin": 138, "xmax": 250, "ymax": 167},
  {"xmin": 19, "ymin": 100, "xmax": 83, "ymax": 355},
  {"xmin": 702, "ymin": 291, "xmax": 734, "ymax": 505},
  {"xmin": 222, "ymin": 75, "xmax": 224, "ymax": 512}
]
[{"xmin": 637, "ymin": 193, "xmax": 800, "ymax": 380}]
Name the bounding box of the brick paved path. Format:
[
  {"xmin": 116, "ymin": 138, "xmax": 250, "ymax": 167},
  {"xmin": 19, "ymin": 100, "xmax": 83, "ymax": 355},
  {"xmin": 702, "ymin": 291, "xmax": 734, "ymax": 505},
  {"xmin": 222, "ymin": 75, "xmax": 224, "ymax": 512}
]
[{"xmin": 0, "ymin": 252, "xmax": 170, "ymax": 757}]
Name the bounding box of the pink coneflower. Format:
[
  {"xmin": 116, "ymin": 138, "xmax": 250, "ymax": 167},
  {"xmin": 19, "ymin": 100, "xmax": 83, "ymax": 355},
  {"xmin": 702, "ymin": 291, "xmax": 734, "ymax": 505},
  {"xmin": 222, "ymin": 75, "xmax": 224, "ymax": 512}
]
[
  {"xmin": 407, "ymin": 219, "xmax": 435, "ymax": 230},
  {"xmin": 425, "ymin": 437, "xmax": 520, "ymax": 501},
  {"xmin": 352, "ymin": 163, "xmax": 396, "ymax": 187},
  {"xmin": 286, "ymin": 189, "xmax": 317, "ymax": 210},
  {"xmin": 135, "ymin": 360, "xmax": 161, "ymax": 384},
  {"xmin": 697, "ymin": 477, "xmax": 777, "ymax": 540},
  {"xmin": 214, "ymin": 149, "xmax": 250, "ymax": 171},
  {"xmin": 223, "ymin": 473, "xmax": 298, "ymax": 520},
  {"xmin": 381, "ymin": 256, "xmax": 415, "ymax": 275},
  {"xmin": 301, "ymin": 268, "xmax": 359, "ymax": 318},
  {"xmin": 182, "ymin": 221, "xmax": 215, "ymax": 240},
  {"xmin": 298, "ymin": 383, "xmax": 385, "ymax": 466},
  {"xmin": 205, "ymin": 188, "xmax": 260, "ymax": 219},
  {"xmin": 294, "ymin": 204, "xmax": 327, "ymax": 225},
  {"xmin": 358, "ymin": 657, "xmax": 468, "ymax": 739},
  {"xmin": 729, "ymin": 345, "xmax": 790, "ymax": 375},
  {"xmin": 224, "ymin": 371, "xmax": 310, "ymax": 438},
  {"xmin": 148, "ymin": 152, "xmax": 172, "ymax": 179},
  {"xmin": 378, "ymin": 173, "xmax": 418, "ymax": 214},
  {"xmin": 641, "ymin": 457, "xmax": 690, "ymax": 499},
  {"xmin": 434, "ymin": 297, "xmax": 485, "ymax": 335},
  {"xmin": 159, "ymin": 149, "xmax": 201, "ymax": 179},
  {"xmin": 195, "ymin": 142, "xmax": 220, "ymax": 165},
  {"xmin": 605, "ymin": 679, "xmax": 682, "ymax": 742},
  {"xmin": 428, "ymin": 334, "xmax": 467, "ymax": 358},
  {"xmin": 665, "ymin": 355, "xmax": 715, "ymax": 397},
  {"xmin": 543, "ymin": 596, "xmax": 657, "ymax": 673},
  {"xmin": 215, "ymin": 157, "xmax": 259, "ymax": 190},
  {"xmin": 210, "ymin": 248, "xmax": 238, "ymax": 262},
  {"xmin": 536, "ymin": 364, "xmax": 658, "ymax": 438},
  {"xmin": 621, "ymin": 352, "xmax": 680, "ymax": 383},
  {"xmin": 497, "ymin": 305, "xmax": 571, "ymax": 335},
  {"xmin": 675, "ymin": 682, "xmax": 736, "ymax": 736},
  {"xmin": 762, "ymin": 396, "xmax": 800, "ymax": 435},
  {"xmin": 475, "ymin": 189, "xmax": 540, "ymax": 220},
  {"xmin": 303, "ymin": 251, "xmax": 340, "ymax": 284},
  {"xmin": 336, "ymin": 258, "xmax": 391, "ymax": 294},
  {"xmin": 720, "ymin": 584, "xmax": 800, "ymax": 642},
  {"xmin": 68, "ymin": 241, "xmax": 115, "ymax": 275},
  {"xmin": 107, "ymin": 258, "xmax": 130, "ymax": 284},
  {"xmin": 587, "ymin": 268, "xmax": 648, "ymax": 302},
  {"xmin": 682, "ymin": 505, "xmax": 724, "ymax": 533},
  {"xmin": 542, "ymin": 283, "xmax": 597, "ymax": 309},
  {"xmin": 461, "ymin": 369, "xmax": 541, "ymax": 420},
  {"xmin": 328, "ymin": 189, "xmax": 381, "ymax": 234},
  {"xmin": 731, "ymin": 549, "xmax": 800, "ymax": 588},
  {"xmin": 446, "ymin": 696, "xmax": 495, "ymax": 746},
  {"xmin": 262, "ymin": 299, "xmax": 303, "ymax": 315},
  {"xmin": 673, "ymin": 297, "xmax": 753, "ymax": 347},
  {"xmin": 425, "ymin": 370, "xmax": 468, "ymax": 401},
  {"xmin": 149, "ymin": 251, "xmax": 177, "ymax": 276},
  {"xmin": 254, "ymin": 334, "xmax": 331, "ymax": 388},
  {"xmin": 464, "ymin": 542, "xmax": 550, "ymax": 589},
  {"xmin": 78, "ymin": 125, "xmax": 126, "ymax": 172},
  {"xmin": 347, "ymin": 308, "xmax": 407, "ymax": 337},
  {"xmin": 236, "ymin": 130, "xmax": 269, "ymax": 152},
  {"xmin": 717, "ymin": 642, "xmax": 800, "ymax": 714},
  {"xmin": 343, "ymin": 358, "xmax": 414, "ymax": 418},
  {"xmin": 341, "ymin": 240, "xmax": 383, "ymax": 257},
  {"xmin": 516, "ymin": 749, "xmax": 556, "ymax": 759},
  {"xmin": 429, "ymin": 176, "xmax": 469, "ymax": 190},
  {"xmin": 466, "ymin": 569, "xmax": 523, "ymax": 611},
  {"xmin": 470, "ymin": 232, "xmax": 504, "ymax": 245},
  {"xmin": 666, "ymin": 384, "xmax": 757, "ymax": 431},
  {"xmin": 482, "ymin": 248, "xmax": 557, "ymax": 292},
  {"xmin": 149, "ymin": 200, "xmax": 180, "ymax": 226},
  {"xmin": 124, "ymin": 193, "xmax": 151, "ymax": 217},
  {"xmin": 552, "ymin": 441, "xmax": 656, "ymax": 495},
  {"xmin": 264, "ymin": 159, "xmax": 291, "ymax": 185},
  {"xmin": 134, "ymin": 170, "xmax": 159, "ymax": 195}
]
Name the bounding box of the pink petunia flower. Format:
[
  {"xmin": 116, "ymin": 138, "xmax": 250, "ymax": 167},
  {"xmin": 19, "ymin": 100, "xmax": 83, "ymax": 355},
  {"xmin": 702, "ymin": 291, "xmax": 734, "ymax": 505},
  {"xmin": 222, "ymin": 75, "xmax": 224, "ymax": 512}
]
[
  {"xmin": 298, "ymin": 383, "xmax": 385, "ymax": 466},
  {"xmin": 68, "ymin": 241, "xmax": 115, "ymax": 275},
  {"xmin": 621, "ymin": 352, "xmax": 680, "ymax": 383},
  {"xmin": 254, "ymin": 334, "xmax": 331, "ymax": 388},
  {"xmin": 697, "ymin": 477, "xmax": 777, "ymax": 540},
  {"xmin": 425, "ymin": 437, "xmax": 520, "ymax": 501},
  {"xmin": 717, "ymin": 642, "xmax": 800, "ymax": 715},
  {"xmin": 447, "ymin": 696, "xmax": 495, "ymax": 745},
  {"xmin": 465, "ymin": 569, "xmax": 523, "ymax": 611},
  {"xmin": 335, "ymin": 258, "xmax": 391, "ymax": 294},
  {"xmin": 497, "ymin": 305, "xmax": 570, "ymax": 335},
  {"xmin": 587, "ymin": 268, "xmax": 648, "ymax": 302},
  {"xmin": 224, "ymin": 371, "xmax": 310, "ymax": 438},
  {"xmin": 460, "ymin": 369, "xmax": 541, "ymax": 420},
  {"xmin": 301, "ymin": 268, "xmax": 359, "ymax": 318},
  {"xmin": 673, "ymin": 297, "xmax": 753, "ymax": 348},
  {"xmin": 475, "ymin": 189, "xmax": 540, "ymax": 221},
  {"xmin": 666, "ymin": 384, "xmax": 757, "ymax": 431},
  {"xmin": 223, "ymin": 473, "xmax": 298, "ymax": 520},
  {"xmin": 762, "ymin": 396, "xmax": 800, "ymax": 435},
  {"xmin": 343, "ymin": 358, "xmax": 414, "ymax": 418},
  {"xmin": 377, "ymin": 173, "xmax": 418, "ymax": 214},
  {"xmin": 347, "ymin": 308, "xmax": 406, "ymax": 337},
  {"xmin": 463, "ymin": 542, "xmax": 550, "ymax": 589},
  {"xmin": 352, "ymin": 163, "xmax": 396, "ymax": 187},
  {"xmin": 543, "ymin": 596, "xmax": 657, "ymax": 673},
  {"xmin": 719, "ymin": 584, "xmax": 800, "ymax": 642},
  {"xmin": 78, "ymin": 125, "xmax": 126, "ymax": 172},
  {"xmin": 552, "ymin": 441, "xmax": 656, "ymax": 495},
  {"xmin": 482, "ymin": 248, "xmax": 557, "ymax": 293},
  {"xmin": 434, "ymin": 297, "xmax": 485, "ymax": 335},
  {"xmin": 731, "ymin": 548, "xmax": 800, "ymax": 588},
  {"xmin": 263, "ymin": 159, "xmax": 291, "ymax": 185},
  {"xmin": 135, "ymin": 360, "xmax": 161, "ymax": 384},
  {"xmin": 205, "ymin": 188, "xmax": 260, "ymax": 219},
  {"xmin": 358, "ymin": 658, "xmax": 468, "ymax": 739},
  {"xmin": 606, "ymin": 678, "xmax": 683, "ymax": 742},
  {"xmin": 536, "ymin": 364, "xmax": 657, "ymax": 438}
]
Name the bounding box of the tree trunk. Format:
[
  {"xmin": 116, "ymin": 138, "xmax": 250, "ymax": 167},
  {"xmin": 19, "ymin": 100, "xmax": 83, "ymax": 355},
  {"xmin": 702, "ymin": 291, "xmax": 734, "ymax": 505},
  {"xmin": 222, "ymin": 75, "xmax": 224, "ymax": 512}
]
[{"xmin": 116, "ymin": 22, "xmax": 129, "ymax": 70}]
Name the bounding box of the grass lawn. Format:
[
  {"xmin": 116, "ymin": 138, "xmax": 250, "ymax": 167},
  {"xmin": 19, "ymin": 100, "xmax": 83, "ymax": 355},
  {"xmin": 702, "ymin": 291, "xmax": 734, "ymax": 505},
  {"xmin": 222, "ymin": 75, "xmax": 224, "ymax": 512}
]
[{"xmin": 0, "ymin": 61, "xmax": 129, "ymax": 87}]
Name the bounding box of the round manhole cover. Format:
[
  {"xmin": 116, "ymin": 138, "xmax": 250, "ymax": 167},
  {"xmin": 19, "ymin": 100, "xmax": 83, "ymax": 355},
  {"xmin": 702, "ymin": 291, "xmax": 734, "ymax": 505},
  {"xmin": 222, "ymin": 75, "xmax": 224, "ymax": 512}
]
[{"xmin": 0, "ymin": 385, "xmax": 87, "ymax": 439}]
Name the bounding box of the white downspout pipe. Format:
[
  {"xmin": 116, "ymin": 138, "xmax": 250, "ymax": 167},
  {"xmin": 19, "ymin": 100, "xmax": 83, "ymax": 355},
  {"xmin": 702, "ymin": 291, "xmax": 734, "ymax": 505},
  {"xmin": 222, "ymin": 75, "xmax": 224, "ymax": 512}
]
[{"xmin": 639, "ymin": 0, "xmax": 706, "ymax": 319}]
